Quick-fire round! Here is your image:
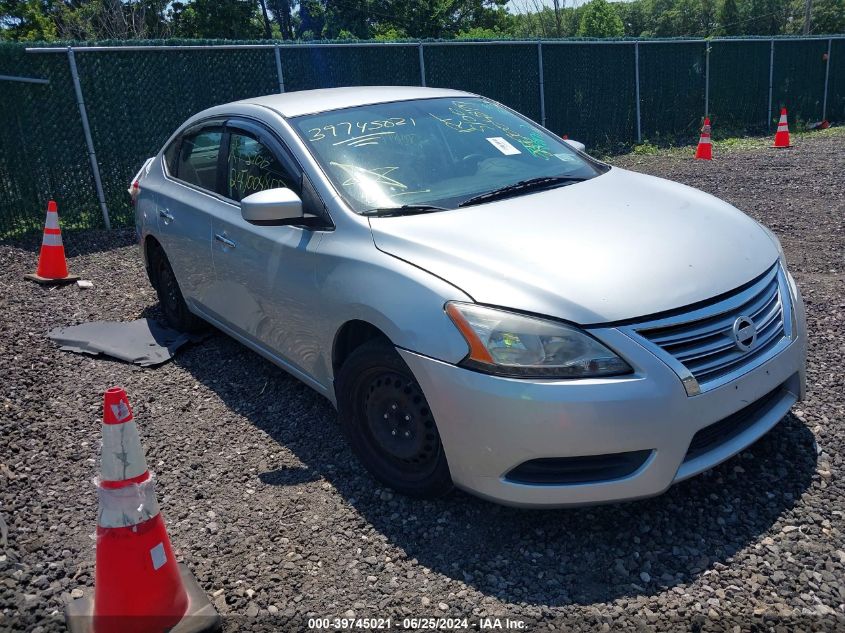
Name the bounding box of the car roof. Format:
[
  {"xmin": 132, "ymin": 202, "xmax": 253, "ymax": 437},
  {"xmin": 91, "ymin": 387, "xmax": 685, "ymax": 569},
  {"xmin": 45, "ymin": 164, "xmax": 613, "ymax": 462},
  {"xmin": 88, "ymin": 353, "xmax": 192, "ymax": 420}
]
[{"xmin": 233, "ymin": 86, "xmax": 476, "ymax": 118}]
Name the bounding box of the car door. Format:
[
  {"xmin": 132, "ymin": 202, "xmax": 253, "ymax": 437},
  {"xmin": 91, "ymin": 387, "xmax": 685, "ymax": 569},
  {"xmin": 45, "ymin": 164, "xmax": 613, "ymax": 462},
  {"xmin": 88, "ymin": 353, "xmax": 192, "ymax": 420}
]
[
  {"xmin": 204, "ymin": 119, "xmax": 330, "ymax": 385},
  {"xmin": 156, "ymin": 121, "xmax": 228, "ymax": 309}
]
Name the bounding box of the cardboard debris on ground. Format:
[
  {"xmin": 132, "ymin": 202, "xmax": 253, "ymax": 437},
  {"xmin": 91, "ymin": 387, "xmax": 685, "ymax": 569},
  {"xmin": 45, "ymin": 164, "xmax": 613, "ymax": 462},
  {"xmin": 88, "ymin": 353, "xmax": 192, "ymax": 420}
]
[{"xmin": 48, "ymin": 318, "xmax": 208, "ymax": 367}]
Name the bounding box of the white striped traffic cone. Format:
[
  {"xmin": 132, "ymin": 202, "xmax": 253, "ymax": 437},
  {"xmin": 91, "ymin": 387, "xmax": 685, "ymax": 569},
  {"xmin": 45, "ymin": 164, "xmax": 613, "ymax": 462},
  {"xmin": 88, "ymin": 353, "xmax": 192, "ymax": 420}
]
[
  {"xmin": 773, "ymin": 108, "xmax": 791, "ymax": 148},
  {"xmin": 65, "ymin": 387, "xmax": 220, "ymax": 633},
  {"xmin": 24, "ymin": 200, "xmax": 79, "ymax": 285},
  {"xmin": 695, "ymin": 118, "xmax": 713, "ymax": 160}
]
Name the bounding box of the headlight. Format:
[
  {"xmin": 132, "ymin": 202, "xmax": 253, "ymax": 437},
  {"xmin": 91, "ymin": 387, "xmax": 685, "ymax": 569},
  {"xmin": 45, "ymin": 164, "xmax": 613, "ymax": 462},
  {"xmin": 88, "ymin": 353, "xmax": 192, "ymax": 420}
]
[{"xmin": 445, "ymin": 302, "xmax": 632, "ymax": 378}]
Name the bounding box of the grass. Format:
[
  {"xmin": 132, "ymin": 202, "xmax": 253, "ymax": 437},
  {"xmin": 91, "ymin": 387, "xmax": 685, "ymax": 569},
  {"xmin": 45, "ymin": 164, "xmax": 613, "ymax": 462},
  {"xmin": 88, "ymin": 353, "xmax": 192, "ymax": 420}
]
[{"xmin": 625, "ymin": 124, "xmax": 844, "ymax": 159}]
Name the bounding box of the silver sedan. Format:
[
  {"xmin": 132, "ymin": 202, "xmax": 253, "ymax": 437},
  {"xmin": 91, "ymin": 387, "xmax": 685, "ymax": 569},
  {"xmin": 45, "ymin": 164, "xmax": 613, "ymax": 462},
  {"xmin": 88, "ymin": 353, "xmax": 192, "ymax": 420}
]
[{"xmin": 132, "ymin": 86, "xmax": 807, "ymax": 507}]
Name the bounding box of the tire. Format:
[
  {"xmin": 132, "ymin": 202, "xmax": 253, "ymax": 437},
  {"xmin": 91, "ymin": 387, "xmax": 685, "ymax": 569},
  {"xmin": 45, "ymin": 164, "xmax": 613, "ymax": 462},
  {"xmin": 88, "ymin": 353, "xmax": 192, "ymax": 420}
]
[
  {"xmin": 336, "ymin": 340, "xmax": 453, "ymax": 498},
  {"xmin": 147, "ymin": 244, "xmax": 206, "ymax": 333}
]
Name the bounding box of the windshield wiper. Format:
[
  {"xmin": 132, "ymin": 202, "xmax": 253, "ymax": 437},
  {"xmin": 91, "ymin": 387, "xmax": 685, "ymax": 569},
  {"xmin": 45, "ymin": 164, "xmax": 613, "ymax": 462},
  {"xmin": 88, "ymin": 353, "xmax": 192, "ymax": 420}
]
[
  {"xmin": 458, "ymin": 176, "xmax": 587, "ymax": 207},
  {"xmin": 362, "ymin": 204, "xmax": 450, "ymax": 218}
]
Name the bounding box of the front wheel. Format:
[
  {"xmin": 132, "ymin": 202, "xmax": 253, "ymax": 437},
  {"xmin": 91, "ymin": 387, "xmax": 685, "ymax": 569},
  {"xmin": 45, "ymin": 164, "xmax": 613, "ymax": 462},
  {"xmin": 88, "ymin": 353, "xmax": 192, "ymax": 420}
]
[{"xmin": 336, "ymin": 340, "xmax": 453, "ymax": 498}]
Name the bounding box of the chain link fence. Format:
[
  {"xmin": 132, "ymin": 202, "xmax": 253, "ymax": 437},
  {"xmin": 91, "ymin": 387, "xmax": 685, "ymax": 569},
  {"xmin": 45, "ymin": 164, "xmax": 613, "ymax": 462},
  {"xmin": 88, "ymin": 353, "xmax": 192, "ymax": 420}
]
[{"xmin": 1, "ymin": 36, "xmax": 842, "ymax": 237}]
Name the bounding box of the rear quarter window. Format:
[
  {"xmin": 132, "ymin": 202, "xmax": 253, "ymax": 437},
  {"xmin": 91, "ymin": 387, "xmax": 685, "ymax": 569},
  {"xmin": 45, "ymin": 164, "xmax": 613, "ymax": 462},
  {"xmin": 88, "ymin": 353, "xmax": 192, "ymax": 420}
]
[
  {"xmin": 178, "ymin": 130, "xmax": 222, "ymax": 192},
  {"xmin": 163, "ymin": 138, "xmax": 179, "ymax": 176}
]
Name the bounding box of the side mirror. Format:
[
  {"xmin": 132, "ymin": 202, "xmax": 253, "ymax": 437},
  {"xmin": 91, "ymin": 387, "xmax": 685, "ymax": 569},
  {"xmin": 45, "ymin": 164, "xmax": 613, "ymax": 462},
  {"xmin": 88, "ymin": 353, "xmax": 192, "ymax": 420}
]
[
  {"xmin": 563, "ymin": 139, "xmax": 586, "ymax": 153},
  {"xmin": 241, "ymin": 188, "xmax": 303, "ymax": 225}
]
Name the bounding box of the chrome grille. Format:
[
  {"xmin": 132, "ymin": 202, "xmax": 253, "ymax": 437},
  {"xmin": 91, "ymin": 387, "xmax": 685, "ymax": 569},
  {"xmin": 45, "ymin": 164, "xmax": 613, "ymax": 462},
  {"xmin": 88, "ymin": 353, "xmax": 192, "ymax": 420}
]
[{"xmin": 627, "ymin": 264, "xmax": 793, "ymax": 394}]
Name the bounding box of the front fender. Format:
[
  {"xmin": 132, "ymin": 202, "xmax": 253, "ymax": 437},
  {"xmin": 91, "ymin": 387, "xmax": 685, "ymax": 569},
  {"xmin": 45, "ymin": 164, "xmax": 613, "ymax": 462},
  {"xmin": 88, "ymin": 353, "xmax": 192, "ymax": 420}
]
[{"xmin": 313, "ymin": 233, "xmax": 472, "ymax": 389}]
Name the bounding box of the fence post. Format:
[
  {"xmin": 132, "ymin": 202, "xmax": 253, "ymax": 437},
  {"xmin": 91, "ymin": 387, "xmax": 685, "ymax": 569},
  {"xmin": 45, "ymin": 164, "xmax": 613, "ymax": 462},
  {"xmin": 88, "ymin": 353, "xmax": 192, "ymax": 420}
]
[
  {"xmin": 767, "ymin": 39, "xmax": 775, "ymax": 128},
  {"xmin": 418, "ymin": 43, "xmax": 426, "ymax": 87},
  {"xmin": 822, "ymin": 38, "xmax": 832, "ymax": 122},
  {"xmin": 704, "ymin": 41, "xmax": 710, "ymax": 118},
  {"xmin": 67, "ymin": 48, "xmax": 110, "ymax": 231},
  {"xmin": 537, "ymin": 41, "xmax": 546, "ymax": 128},
  {"xmin": 634, "ymin": 41, "xmax": 642, "ymax": 143},
  {"xmin": 274, "ymin": 45, "xmax": 285, "ymax": 93}
]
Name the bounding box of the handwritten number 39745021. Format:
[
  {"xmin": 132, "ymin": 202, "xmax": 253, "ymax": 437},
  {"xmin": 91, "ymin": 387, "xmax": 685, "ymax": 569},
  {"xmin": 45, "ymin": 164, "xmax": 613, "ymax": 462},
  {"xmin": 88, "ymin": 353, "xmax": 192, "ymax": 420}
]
[{"xmin": 308, "ymin": 118, "xmax": 415, "ymax": 142}]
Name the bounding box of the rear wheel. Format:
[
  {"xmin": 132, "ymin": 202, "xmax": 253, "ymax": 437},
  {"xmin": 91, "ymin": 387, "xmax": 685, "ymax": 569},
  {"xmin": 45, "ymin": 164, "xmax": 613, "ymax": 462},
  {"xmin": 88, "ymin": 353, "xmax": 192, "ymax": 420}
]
[
  {"xmin": 336, "ymin": 340, "xmax": 453, "ymax": 498},
  {"xmin": 147, "ymin": 244, "xmax": 205, "ymax": 333}
]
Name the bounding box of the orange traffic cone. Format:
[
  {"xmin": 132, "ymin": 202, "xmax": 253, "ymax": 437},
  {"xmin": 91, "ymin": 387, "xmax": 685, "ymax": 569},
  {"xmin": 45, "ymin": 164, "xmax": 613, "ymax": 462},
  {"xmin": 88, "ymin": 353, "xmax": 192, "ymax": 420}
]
[
  {"xmin": 24, "ymin": 200, "xmax": 79, "ymax": 285},
  {"xmin": 695, "ymin": 117, "xmax": 713, "ymax": 160},
  {"xmin": 773, "ymin": 108, "xmax": 791, "ymax": 148},
  {"xmin": 65, "ymin": 387, "xmax": 220, "ymax": 633}
]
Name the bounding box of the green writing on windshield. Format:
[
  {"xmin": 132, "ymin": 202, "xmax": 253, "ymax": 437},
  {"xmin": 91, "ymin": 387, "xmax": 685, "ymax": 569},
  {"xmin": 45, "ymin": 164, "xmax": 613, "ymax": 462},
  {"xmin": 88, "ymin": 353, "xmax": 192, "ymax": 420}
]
[{"xmin": 429, "ymin": 101, "xmax": 552, "ymax": 159}]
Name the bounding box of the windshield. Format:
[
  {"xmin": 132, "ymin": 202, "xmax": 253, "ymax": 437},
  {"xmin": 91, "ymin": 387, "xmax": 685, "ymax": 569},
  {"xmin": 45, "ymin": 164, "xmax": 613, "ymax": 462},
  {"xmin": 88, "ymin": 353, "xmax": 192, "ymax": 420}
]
[{"xmin": 291, "ymin": 97, "xmax": 604, "ymax": 213}]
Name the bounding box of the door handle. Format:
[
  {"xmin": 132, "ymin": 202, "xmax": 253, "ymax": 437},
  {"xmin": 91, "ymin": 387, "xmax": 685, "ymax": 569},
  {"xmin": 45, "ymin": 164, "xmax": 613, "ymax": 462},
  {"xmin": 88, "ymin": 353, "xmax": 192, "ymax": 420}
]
[
  {"xmin": 159, "ymin": 209, "xmax": 174, "ymax": 223},
  {"xmin": 214, "ymin": 233, "xmax": 236, "ymax": 249}
]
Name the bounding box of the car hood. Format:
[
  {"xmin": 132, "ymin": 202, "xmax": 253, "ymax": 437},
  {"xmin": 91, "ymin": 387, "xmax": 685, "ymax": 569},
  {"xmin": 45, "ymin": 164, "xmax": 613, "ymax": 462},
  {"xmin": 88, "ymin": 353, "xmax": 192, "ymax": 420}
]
[{"xmin": 369, "ymin": 167, "xmax": 779, "ymax": 324}]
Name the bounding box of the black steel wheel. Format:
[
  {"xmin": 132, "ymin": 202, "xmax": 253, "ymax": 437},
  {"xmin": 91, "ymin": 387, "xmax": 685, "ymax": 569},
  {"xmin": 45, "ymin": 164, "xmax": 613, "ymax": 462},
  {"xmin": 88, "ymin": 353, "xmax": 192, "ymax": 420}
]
[
  {"xmin": 337, "ymin": 340, "xmax": 453, "ymax": 498},
  {"xmin": 148, "ymin": 244, "xmax": 205, "ymax": 333}
]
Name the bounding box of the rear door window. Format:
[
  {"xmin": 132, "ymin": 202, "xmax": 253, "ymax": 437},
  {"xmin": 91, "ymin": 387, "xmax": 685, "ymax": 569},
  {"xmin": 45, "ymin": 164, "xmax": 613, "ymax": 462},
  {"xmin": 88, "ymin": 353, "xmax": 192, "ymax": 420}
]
[
  {"xmin": 175, "ymin": 128, "xmax": 223, "ymax": 192},
  {"xmin": 226, "ymin": 132, "xmax": 297, "ymax": 203}
]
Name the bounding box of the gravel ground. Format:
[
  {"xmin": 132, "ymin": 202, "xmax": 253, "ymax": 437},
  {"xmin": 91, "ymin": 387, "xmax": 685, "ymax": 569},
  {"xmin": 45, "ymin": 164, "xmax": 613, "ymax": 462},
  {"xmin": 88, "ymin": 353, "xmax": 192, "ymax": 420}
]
[{"xmin": 2, "ymin": 131, "xmax": 844, "ymax": 633}]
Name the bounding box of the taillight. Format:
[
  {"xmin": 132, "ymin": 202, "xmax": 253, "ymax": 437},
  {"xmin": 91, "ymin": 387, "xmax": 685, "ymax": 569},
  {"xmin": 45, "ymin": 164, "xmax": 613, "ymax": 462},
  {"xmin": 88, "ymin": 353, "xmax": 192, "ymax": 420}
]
[
  {"xmin": 129, "ymin": 180, "xmax": 140, "ymax": 206},
  {"xmin": 128, "ymin": 157, "xmax": 153, "ymax": 207}
]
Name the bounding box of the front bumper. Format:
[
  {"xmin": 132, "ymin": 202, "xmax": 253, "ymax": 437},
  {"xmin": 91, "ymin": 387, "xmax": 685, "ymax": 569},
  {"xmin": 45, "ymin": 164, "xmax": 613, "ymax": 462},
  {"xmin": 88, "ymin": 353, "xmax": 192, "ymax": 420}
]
[{"xmin": 399, "ymin": 284, "xmax": 807, "ymax": 508}]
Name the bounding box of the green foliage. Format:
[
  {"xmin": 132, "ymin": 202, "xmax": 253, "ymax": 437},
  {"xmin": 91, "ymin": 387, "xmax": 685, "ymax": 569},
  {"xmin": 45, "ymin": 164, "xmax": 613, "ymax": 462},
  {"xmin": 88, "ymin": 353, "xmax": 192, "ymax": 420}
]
[
  {"xmin": 169, "ymin": 0, "xmax": 263, "ymax": 39},
  {"xmin": 372, "ymin": 24, "xmax": 408, "ymax": 40},
  {"xmin": 1, "ymin": 0, "xmax": 56, "ymax": 41},
  {"xmin": 456, "ymin": 25, "xmax": 503, "ymax": 39},
  {"xmin": 789, "ymin": 0, "xmax": 845, "ymax": 34},
  {"xmin": 296, "ymin": 0, "xmax": 324, "ymax": 39},
  {"xmin": 577, "ymin": 0, "xmax": 624, "ymax": 37},
  {"xmin": 615, "ymin": 1, "xmax": 649, "ymax": 37},
  {"xmin": 632, "ymin": 140, "xmax": 660, "ymax": 154},
  {"xmin": 718, "ymin": 0, "xmax": 741, "ymax": 34},
  {"xmin": 0, "ymin": 0, "xmax": 842, "ymax": 43},
  {"xmin": 336, "ymin": 28, "xmax": 359, "ymax": 40}
]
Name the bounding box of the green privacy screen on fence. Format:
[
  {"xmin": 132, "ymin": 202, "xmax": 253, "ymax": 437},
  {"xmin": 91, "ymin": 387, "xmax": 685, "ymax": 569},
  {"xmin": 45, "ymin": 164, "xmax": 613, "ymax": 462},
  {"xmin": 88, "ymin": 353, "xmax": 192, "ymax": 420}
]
[
  {"xmin": 639, "ymin": 42, "xmax": 706, "ymax": 142},
  {"xmin": 282, "ymin": 44, "xmax": 420, "ymax": 90},
  {"xmin": 709, "ymin": 40, "xmax": 772, "ymax": 134},
  {"xmin": 542, "ymin": 43, "xmax": 637, "ymax": 151},
  {"xmin": 424, "ymin": 43, "xmax": 541, "ymax": 124},
  {"xmin": 0, "ymin": 44, "xmax": 99, "ymax": 235},
  {"xmin": 0, "ymin": 36, "xmax": 843, "ymax": 237},
  {"xmin": 831, "ymin": 39, "xmax": 845, "ymax": 124},
  {"xmin": 76, "ymin": 47, "xmax": 281, "ymax": 228},
  {"xmin": 773, "ymin": 39, "xmax": 830, "ymax": 124}
]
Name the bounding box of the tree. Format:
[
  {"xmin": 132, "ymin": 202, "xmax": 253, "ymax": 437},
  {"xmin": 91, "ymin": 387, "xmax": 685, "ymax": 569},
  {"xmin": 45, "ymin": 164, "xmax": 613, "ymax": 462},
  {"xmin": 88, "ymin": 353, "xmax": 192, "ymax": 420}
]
[
  {"xmin": 718, "ymin": 0, "xmax": 741, "ymax": 33},
  {"xmin": 169, "ymin": 0, "xmax": 263, "ymax": 39},
  {"xmin": 699, "ymin": 0, "xmax": 718, "ymax": 35},
  {"xmin": 456, "ymin": 25, "xmax": 503, "ymax": 38},
  {"xmin": 577, "ymin": 0, "xmax": 624, "ymax": 37},
  {"xmin": 0, "ymin": 0, "xmax": 57, "ymax": 40},
  {"xmin": 510, "ymin": 1, "xmax": 578, "ymax": 37},
  {"xmin": 258, "ymin": 0, "xmax": 272, "ymax": 38},
  {"xmin": 269, "ymin": 0, "xmax": 292, "ymax": 38},
  {"xmin": 806, "ymin": 0, "xmax": 845, "ymax": 33},
  {"xmin": 615, "ymin": 1, "xmax": 649, "ymax": 36},
  {"xmin": 372, "ymin": 23, "xmax": 407, "ymax": 39},
  {"xmin": 746, "ymin": 0, "xmax": 787, "ymax": 34},
  {"xmin": 296, "ymin": 0, "xmax": 326, "ymax": 38},
  {"xmin": 322, "ymin": 0, "xmax": 369, "ymax": 39},
  {"xmin": 1, "ymin": 0, "xmax": 172, "ymax": 41}
]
